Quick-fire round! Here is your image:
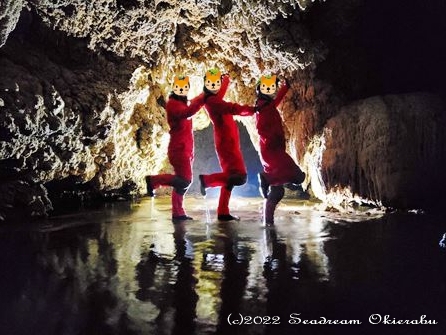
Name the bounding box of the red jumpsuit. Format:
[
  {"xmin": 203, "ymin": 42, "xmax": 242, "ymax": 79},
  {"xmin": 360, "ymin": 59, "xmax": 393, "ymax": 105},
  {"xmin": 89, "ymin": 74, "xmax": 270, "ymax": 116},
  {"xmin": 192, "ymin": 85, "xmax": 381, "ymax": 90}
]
[
  {"xmin": 202, "ymin": 75, "xmax": 254, "ymax": 217},
  {"xmin": 149, "ymin": 93, "xmax": 205, "ymax": 218},
  {"xmin": 255, "ymin": 82, "xmax": 305, "ymax": 186},
  {"xmin": 255, "ymin": 82, "xmax": 305, "ymax": 225}
]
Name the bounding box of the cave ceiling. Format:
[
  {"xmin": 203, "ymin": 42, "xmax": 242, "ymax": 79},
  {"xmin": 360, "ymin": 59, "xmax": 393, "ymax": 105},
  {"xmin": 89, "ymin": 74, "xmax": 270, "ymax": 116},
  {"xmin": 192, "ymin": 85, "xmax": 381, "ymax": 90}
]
[{"xmin": 3, "ymin": 0, "xmax": 329, "ymax": 86}]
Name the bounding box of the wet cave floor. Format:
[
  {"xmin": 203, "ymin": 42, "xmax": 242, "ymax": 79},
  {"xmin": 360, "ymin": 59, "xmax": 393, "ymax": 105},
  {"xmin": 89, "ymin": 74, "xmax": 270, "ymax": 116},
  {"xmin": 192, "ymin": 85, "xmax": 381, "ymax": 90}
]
[{"xmin": 0, "ymin": 196, "xmax": 445, "ymax": 335}]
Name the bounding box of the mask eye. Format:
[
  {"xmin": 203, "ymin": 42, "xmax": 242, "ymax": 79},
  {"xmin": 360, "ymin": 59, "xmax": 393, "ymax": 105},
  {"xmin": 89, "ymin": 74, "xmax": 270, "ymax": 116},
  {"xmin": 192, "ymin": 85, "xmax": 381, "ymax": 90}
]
[
  {"xmin": 216, "ymin": 80, "xmax": 220, "ymax": 84},
  {"xmin": 262, "ymin": 84, "xmax": 265, "ymax": 87},
  {"xmin": 272, "ymin": 84, "xmax": 275, "ymax": 87}
]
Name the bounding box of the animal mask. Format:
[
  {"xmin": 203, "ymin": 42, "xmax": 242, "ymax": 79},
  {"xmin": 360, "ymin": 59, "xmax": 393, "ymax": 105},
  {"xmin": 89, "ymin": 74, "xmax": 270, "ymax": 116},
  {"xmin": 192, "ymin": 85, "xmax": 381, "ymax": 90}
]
[
  {"xmin": 204, "ymin": 68, "xmax": 222, "ymax": 93},
  {"xmin": 172, "ymin": 75, "xmax": 190, "ymax": 96},
  {"xmin": 258, "ymin": 74, "xmax": 277, "ymax": 96}
]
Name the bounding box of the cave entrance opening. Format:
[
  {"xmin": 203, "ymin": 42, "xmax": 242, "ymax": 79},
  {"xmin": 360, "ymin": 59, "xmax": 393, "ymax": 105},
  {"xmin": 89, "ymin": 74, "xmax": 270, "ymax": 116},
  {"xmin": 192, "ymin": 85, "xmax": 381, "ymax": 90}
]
[{"xmin": 191, "ymin": 122, "xmax": 262, "ymax": 197}]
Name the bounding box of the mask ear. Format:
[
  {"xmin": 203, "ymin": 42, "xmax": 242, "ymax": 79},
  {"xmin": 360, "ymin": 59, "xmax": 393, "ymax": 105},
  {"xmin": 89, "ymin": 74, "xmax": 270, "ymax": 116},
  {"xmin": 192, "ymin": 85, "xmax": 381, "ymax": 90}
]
[
  {"xmin": 177, "ymin": 76, "xmax": 189, "ymax": 84},
  {"xmin": 256, "ymin": 76, "xmax": 263, "ymax": 95}
]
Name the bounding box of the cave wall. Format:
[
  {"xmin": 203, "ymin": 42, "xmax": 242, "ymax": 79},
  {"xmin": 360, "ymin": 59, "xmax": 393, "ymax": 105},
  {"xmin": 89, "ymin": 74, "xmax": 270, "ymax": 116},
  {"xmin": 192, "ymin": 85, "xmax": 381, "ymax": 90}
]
[
  {"xmin": 322, "ymin": 93, "xmax": 446, "ymax": 209},
  {"xmin": 0, "ymin": 14, "xmax": 173, "ymax": 220},
  {"xmin": 1, "ymin": 0, "xmax": 326, "ymax": 221},
  {"xmin": 1, "ymin": 0, "xmax": 446, "ymax": 221}
]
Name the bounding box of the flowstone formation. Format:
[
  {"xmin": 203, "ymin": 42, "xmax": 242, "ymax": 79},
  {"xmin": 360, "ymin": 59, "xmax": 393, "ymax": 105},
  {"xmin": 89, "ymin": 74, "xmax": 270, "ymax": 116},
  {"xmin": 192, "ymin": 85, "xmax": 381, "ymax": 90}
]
[
  {"xmin": 322, "ymin": 93, "xmax": 446, "ymax": 209},
  {"xmin": 1, "ymin": 0, "xmax": 446, "ymax": 221}
]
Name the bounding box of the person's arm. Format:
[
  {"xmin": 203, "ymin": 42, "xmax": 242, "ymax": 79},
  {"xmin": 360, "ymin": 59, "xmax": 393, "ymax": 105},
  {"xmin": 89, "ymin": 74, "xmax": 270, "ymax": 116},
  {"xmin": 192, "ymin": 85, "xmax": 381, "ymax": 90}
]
[
  {"xmin": 231, "ymin": 103, "xmax": 255, "ymax": 116},
  {"xmin": 169, "ymin": 93, "xmax": 205, "ymax": 119},
  {"xmin": 216, "ymin": 74, "xmax": 230, "ymax": 99},
  {"xmin": 186, "ymin": 93, "xmax": 205, "ymax": 117},
  {"xmin": 209, "ymin": 100, "xmax": 255, "ymax": 116},
  {"xmin": 274, "ymin": 80, "xmax": 289, "ymax": 107}
]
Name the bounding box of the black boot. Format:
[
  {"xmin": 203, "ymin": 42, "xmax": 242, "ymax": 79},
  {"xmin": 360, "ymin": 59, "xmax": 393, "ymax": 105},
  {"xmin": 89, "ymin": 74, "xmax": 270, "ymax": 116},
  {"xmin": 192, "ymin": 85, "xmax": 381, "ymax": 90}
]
[
  {"xmin": 284, "ymin": 183, "xmax": 301, "ymax": 191},
  {"xmin": 199, "ymin": 175, "xmax": 206, "ymax": 196},
  {"xmin": 263, "ymin": 186, "xmax": 284, "ymax": 226},
  {"xmin": 218, "ymin": 214, "xmax": 240, "ymax": 221},
  {"xmin": 145, "ymin": 176, "xmax": 154, "ymax": 197},
  {"xmin": 172, "ymin": 215, "xmax": 194, "ymax": 222}
]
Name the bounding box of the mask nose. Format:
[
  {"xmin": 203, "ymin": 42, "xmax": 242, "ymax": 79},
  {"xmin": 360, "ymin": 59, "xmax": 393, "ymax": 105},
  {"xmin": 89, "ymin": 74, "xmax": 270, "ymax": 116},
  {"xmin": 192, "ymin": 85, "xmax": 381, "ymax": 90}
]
[
  {"xmin": 180, "ymin": 88, "xmax": 183, "ymax": 92},
  {"xmin": 212, "ymin": 83, "xmax": 215, "ymax": 88}
]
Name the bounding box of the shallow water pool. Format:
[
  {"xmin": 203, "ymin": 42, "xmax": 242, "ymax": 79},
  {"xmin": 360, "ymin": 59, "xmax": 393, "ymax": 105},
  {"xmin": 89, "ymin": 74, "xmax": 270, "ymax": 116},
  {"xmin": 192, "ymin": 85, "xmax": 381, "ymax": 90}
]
[{"xmin": 0, "ymin": 196, "xmax": 445, "ymax": 335}]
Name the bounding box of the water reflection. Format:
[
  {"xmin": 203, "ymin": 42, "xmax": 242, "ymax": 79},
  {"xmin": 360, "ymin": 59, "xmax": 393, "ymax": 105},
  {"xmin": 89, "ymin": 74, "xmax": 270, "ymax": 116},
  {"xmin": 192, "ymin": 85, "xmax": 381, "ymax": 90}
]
[
  {"xmin": 214, "ymin": 223, "xmax": 250, "ymax": 335},
  {"xmin": 0, "ymin": 197, "xmax": 445, "ymax": 335}
]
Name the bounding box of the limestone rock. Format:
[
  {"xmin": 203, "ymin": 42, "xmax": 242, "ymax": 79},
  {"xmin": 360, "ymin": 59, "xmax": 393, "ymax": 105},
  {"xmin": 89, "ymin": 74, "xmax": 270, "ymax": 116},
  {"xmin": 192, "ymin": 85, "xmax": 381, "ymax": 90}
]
[
  {"xmin": 0, "ymin": 0, "xmax": 25, "ymax": 47},
  {"xmin": 321, "ymin": 93, "xmax": 446, "ymax": 208},
  {"xmin": 0, "ymin": 1, "xmax": 326, "ymax": 221},
  {"xmin": 2, "ymin": 0, "xmax": 444, "ymax": 221},
  {"xmin": 0, "ymin": 20, "xmax": 170, "ymax": 220}
]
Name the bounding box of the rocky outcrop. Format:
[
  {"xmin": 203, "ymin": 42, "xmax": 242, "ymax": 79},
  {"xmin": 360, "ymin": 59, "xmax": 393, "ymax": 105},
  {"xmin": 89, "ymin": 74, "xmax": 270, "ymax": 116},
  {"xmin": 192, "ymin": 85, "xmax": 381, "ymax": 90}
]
[
  {"xmin": 320, "ymin": 93, "xmax": 446, "ymax": 209},
  {"xmin": 0, "ymin": 0, "xmax": 25, "ymax": 47},
  {"xmin": 1, "ymin": 2, "xmax": 328, "ymax": 221},
  {"xmin": 0, "ymin": 19, "xmax": 172, "ymax": 221},
  {"xmin": 1, "ymin": 0, "xmax": 446, "ymax": 221}
]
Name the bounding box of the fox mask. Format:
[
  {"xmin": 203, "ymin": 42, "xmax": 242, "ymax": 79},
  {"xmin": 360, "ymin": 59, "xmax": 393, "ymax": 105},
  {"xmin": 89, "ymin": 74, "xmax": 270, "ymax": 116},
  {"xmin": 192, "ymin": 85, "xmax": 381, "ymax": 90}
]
[
  {"xmin": 173, "ymin": 75, "xmax": 190, "ymax": 96},
  {"xmin": 204, "ymin": 69, "xmax": 222, "ymax": 93},
  {"xmin": 258, "ymin": 75, "xmax": 277, "ymax": 96}
]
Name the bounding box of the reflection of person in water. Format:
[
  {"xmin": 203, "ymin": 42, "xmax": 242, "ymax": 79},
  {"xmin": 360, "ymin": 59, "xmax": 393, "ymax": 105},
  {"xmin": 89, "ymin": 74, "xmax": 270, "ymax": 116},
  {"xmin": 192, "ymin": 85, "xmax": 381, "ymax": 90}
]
[
  {"xmin": 172, "ymin": 222, "xmax": 198, "ymax": 335},
  {"xmin": 135, "ymin": 223, "xmax": 198, "ymax": 334},
  {"xmin": 135, "ymin": 244, "xmax": 159, "ymax": 302},
  {"xmin": 262, "ymin": 227, "xmax": 290, "ymax": 333},
  {"xmin": 215, "ymin": 223, "xmax": 250, "ymax": 334}
]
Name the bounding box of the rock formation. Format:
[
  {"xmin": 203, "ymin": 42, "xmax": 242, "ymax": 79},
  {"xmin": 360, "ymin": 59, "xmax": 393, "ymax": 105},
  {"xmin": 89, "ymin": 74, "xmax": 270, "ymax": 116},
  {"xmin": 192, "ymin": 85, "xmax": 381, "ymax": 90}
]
[
  {"xmin": 1, "ymin": 0, "xmax": 446, "ymax": 221},
  {"xmin": 321, "ymin": 93, "xmax": 446, "ymax": 209}
]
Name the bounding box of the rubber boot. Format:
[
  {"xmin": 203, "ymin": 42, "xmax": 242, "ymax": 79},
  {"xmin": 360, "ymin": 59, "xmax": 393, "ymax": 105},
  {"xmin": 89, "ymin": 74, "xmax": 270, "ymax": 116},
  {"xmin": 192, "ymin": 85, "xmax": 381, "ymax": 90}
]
[
  {"xmin": 172, "ymin": 176, "xmax": 190, "ymax": 195},
  {"xmin": 172, "ymin": 190, "xmax": 192, "ymax": 221},
  {"xmin": 264, "ymin": 185, "xmax": 284, "ymax": 226},
  {"xmin": 149, "ymin": 174, "xmax": 175, "ymax": 189},
  {"xmin": 217, "ymin": 187, "xmax": 240, "ymax": 221}
]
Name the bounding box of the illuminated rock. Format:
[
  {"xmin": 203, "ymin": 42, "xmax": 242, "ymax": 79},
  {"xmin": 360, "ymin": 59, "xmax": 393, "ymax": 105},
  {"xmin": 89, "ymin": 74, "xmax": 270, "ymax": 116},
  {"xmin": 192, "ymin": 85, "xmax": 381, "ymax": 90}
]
[
  {"xmin": 322, "ymin": 93, "xmax": 446, "ymax": 209},
  {"xmin": 1, "ymin": 0, "xmax": 445, "ymax": 220},
  {"xmin": 0, "ymin": 0, "xmax": 25, "ymax": 47}
]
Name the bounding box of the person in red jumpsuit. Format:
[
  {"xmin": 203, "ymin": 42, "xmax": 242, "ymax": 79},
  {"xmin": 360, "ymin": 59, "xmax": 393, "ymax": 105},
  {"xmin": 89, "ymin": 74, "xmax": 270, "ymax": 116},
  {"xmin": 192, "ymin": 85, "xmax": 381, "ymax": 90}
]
[
  {"xmin": 254, "ymin": 74, "xmax": 305, "ymax": 225},
  {"xmin": 198, "ymin": 69, "xmax": 254, "ymax": 221},
  {"xmin": 145, "ymin": 75, "xmax": 205, "ymax": 221}
]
